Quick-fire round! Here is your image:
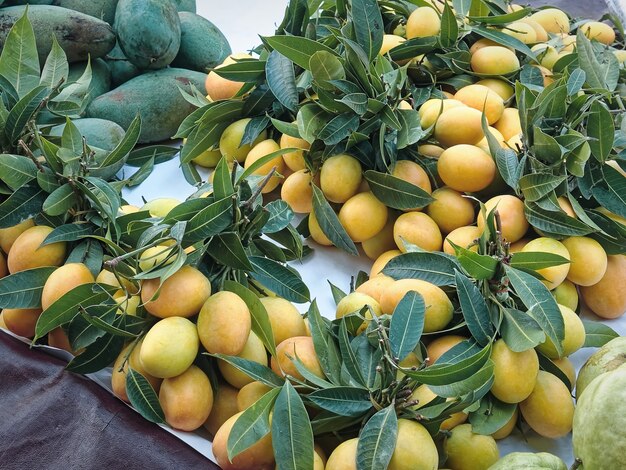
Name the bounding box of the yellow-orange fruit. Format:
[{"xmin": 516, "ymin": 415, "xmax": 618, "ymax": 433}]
[
  {"xmin": 406, "ymin": 7, "xmax": 441, "ymax": 39},
  {"xmin": 434, "ymin": 107, "xmax": 484, "ymax": 147},
  {"xmin": 393, "ymin": 212, "xmax": 442, "ymax": 252},
  {"xmin": 380, "ymin": 279, "xmax": 453, "ymax": 332},
  {"xmin": 521, "ymin": 238, "xmax": 570, "ymax": 290},
  {"xmin": 0, "ymin": 218, "xmax": 34, "ymax": 254},
  {"xmin": 476, "ymin": 78, "xmax": 515, "ymax": 101},
  {"xmin": 519, "ymin": 18, "xmax": 549, "ymax": 42},
  {"xmin": 320, "ymin": 154, "xmax": 362, "ymax": 203},
  {"xmin": 503, "ymin": 21, "xmax": 538, "ymax": 44},
  {"xmin": 418, "ymin": 98, "xmax": 465, "ymax": 130},
  {"xmin": 531, "ymin": 44, "xmax": 559, "ymax": 70},
  {"xmin": 140, "ymin": 198, "xmax": 180, "ymax": 218},
  {"xmin": 553, "ymin": 357, "xmax": 576, "ymax": 391},
  {"xmin": 335, "ymin": 292, "xmax": 383, "ymax": 334},
  {"xmin": 362, "ymin": 215, "xmax": 399, "ymax": 260},
  {"xmin": 213, "ymin": 412, "xmax": 275, "ymax": 470},
  {"xmin": 391, "ymin": 160, "xmax": 432, "ymax": 197},
  {"xmin": 159, "ymin": 365, "xmax": 213, "ymax": 431},
  {"xmin": 203, "ymin": 382, "xmax": 239, "ymax": 436},
  {"xmin": 47, "ymin": 327, "xmax": 73, "ymax": 353},
  {"xmin": 111, "ymin": 340, "xmax": 162, "ymax": 403},
  {"xmin": 443, "ymin": 225, "xmax": 482, "ymax": 255},
  {"xmin": 219, "ymin": 118, "xmax": 268, "ymax": 164},
  {"xmin": 355, "ymin": 275, "xmax": 395, "ymax": 304},
  {"xmin": 408, "ymin": 384, "xmax": 468, "ymax": 430},
  {"xmin": 308, "ymin": 211, "xmax": 333, "ymax": 246},
  {"xmin": 580, "ymin": 255, "xmax": 626, "ymax": 319},
  {"xmin": 141, "ymin": 266, "xmax": 211, "ymax": 318},
  {"xmin": 325, "ymin": 438, "xmax": 358, "ymax": 470},
  {"xmin": 494, "ymin": 107, "xmax": 522, "ymax": 141},
  {"xmin": 562, "ymin": 237, "xmax": 608, "ymax": 286},
  {"xmin": 477, "ymin": 195, "xmax": 529, "ymax": 244},
  {"xmin": 426, "ymin": 335, "xmax": 467, "ymax": 363},
  {"xmin": 2, "ymin": 308, "xmax": 42, "ymax": 338},
  {"xmin": 244, "ymin": 139, "xmax": 285, "ymax": 193},
  {"xmin": 552, "ymin": 279, "xmax": 579, "ymax": 312},
  {"xmin": 370, "ymin": 249, "xmax": 402, "ymax": 278},
  {"xmin": 491, "ymin": 339, "xmax": 539, "ymax": 403},
  {"xmin": 41, "ymin": 263, "xmax": 94, "ymax": 310},
  {"xmin": 387, "ymin": 419, "xmax": 440, "ymax": 469},
  {"xmin": 418, "ymin": 144, "xmax": 444, "ymax": 158},
  {"xmin": 437, "ymin": 145, "xmax": 496, "ymax": 193},
  {"xmin": 237, "ymin": 381, "xmax": 272, "ymax": 412},
  {"xmin": 205, "ymin": 53, "xmax": 251, "ymax": 100},
  {"xmin": 470, "ymin": 38, "xmax": 505, "ymax": 55},
  {"xmin": 96, "ymin": 269, "xmax": 138, "ymax": 295},
  {"xmin": 509, "ymin": 238, "xmax": 529, "ymax": 253},
  {"xmin": 530, "ymin": 8, "xmax": 570, "ymax": 34},
  {"xmin": 261, "ymin": 296, "xmax": 307, "ymax": 346},
  {"xmin": 271, "ymin": 336, "xmax": 324, "ymax": 381},
  {"xmin": 445, "ymin": 424, "xmax": 500, "ymax": 470},
  {"xmin": 218, "ymin": 331, "xmax": 268, "ymax": 388},
  {"xmin": 455, "ymin": 84, "xmax": 505, "ymax": 124},
  {"xmin": 492, "ymin": 407, "xmax": 519, "ymax": 440},
  {"xmin": 7, "ymin": 226, "xmax": 66, "ymax": 273},
  {"xmin": 426, "ymin": 188, "xmax": 475, "ymax": 234},
  {"xmin": 198, "ymin": 291, "xmax": 251, "ymax": 356},
  {"xmin": 281, "ymin": 170, "xmax": 313, "ymax": 213},
  {"xmin": 280, "ymin": 133, "xmax": 310, "ymax": 172},
  {"xmin": 476, "ymin": 126, "xmax": 506, "ymax": 156},
  {"xmin": 380, "ymin": 34, "xmax": 405, "ymax": 55},
  {"xmin": 339, "ymin": 192, "xmax": 388, "ymax": 242},
  {"xmin": 471, "ymin": 46, "xmax": 520, "ymax": 75}
]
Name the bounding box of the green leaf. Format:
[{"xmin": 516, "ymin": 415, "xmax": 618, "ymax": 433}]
[
  {"xmin": 388, "ymin": 36, "xmax": 438, "ymax": 61},
  {"xmin": 509, "ymin": 251, "xmax": 570, "ymax": 271},
  {"xmin": 98, "ymin": 115, "xmax": 141, "ymax": 168},
  {"xmin": 271, "ymin": 381, "xmax": 314, "ymax": 470},
  {"xmin": 356, "ymin": 405, "xmax": 397, "ymax": 470},
  {"xmin": 40, "ymin": 36, "xmax": 68, "ymax": 89},
  {"xmin": 328, "ymin": 281, "xmax": 347, "ymax": 305},
  {"xmin": 212, "ymin": 157, "xmax": 235, "ymax": 200},
  {"xmin": 587, "ymin": 101, "xmax": 615, "ymax": 163},
  {"xmin": 351, "ymin": 0, "xmax": 384, "ymax": 62},
  {"xmin": 249, "ymin": 256, "xmax": 310, "ymax": 304},
  {"xmin": 41, "ymin": 223, "xmax": 93, "ymax": 246},
  {"xmin": 307, "ymin": 387, "xmax": 371, "ymax": 416},
  {"xmin": 127, "ymin": 155, "xmax": 155, "ymax": 187},
  {"xmin": 469, "ymin": 396, "xmax": 517, "ymax": 435},
  {"xmin": 500, "ymin": 308, "xmax": 546, "ymax": 352},
  {"xmin": 439, "ymin": 1, "xmax": 459, "ymax": 48},
  {"xmin": 428, "ymin": 361, "xmax": 494, "ymax": 398},
  {"xmin": 207, "ymin": 232, "xmax": 253, "ymax": 271},
  {"xmin": 228, "ymin": 388, "xmax": 280, "ymax": 460},
  {"xmin": 566, "ymin": 68, "xmax": 586, "ymax": 96},
  {"xmin": 318, "ymin": 113, "xmax": 360, "ymax": 145},
  {"xmin": 0, "ymin": 7, "xmax": 40, "ymax": 96},
  {"xmin": 297, "ymin": 103, "xmax": 334, "ymax": 144},
  {"xmin": 307, "ymin": 300, "xmax": 342, "ymax": 383},
  {"xmin": 532, "ymin": 128, "xmax": 563, "ymax": 164},
  {"xmin": 5, "ymin": 85, "xmax": 48, "ymax": 143},
  {"xmin": 183, "ymin": 196, "xmax": 232, "ymax": 242},
  {"xmin": 309, "ymin": 50, "xmax": 345, "ymax": 89},
  {"xmin": 66, "ymin": 239, "xmax": 104, "ymax": 278},
  {"xmin": 524, "ymin": 203, "xmax": 595, "ymax": 237},
  {"xmin": 504, "ymin": 265, "xmax": 564, "ymax": 356},
  {"xmin": 224, "ymin": 280, "xmax": 277, "ymax": 357},
  {"xmin": 263, "ymin": 200, "xmax": 294, "ymax": 234},
  {"xmin": 126, "ymin": 145, "xmax": 178, "ymax": 167},
  {"xmin": 468, "ymin": 7, "xmax": 532, "ymax": 24},
  {"xmin": 213, "ymin": 59, "xmax": 266, "ymax": 82},
  {"xmin": 365, "ymin": 170, "xmax": 433, "ymax": 210},
  {"xmin": 455, "ymin": 271, "xmax": 494, "ymax": 346},
  {"xmin": 125, "ymin": 368, "xmax": 165, "ymax": 424},
  {"xmin": 61, "ymin": 117, "xmax": 83, "ymax": 156},
  {"xmin": 266, "ymin": 50, "xmax": 298, "ymax": 112},
  {"xmin": 338, "ymin": 319, "xmax": 366, "ymax": 386},
  {"xmin": 68, "ymin": 304, "xmax": 116, "ymax": 352},
  {"xmin": 311, "ymin": 185, "xmax": 358, "ymax": 255},
  {"xmin": 389, "ymin": 291, "xmax": 424, "ymax": 361},
  {"xmin": 453, "ymin": 244, "xmax": 498, "ymax": 280},
  {"xmin": 0, "ymin": 267, "xmax": 56, "ymax": 309},
  {"xmin": 263, "ymin": 35, "xmax": 339, "ymax": 70},
  {"xmin": 383, "ymin": 252, "xmax": 459, "ymax": 286},
  {"xmin": 396, "ymin": 109, "xmax": 425, "ymax": 150},
  {"xmin": 0, "ymin": 185, "xmax": 45, "ymax": 229},
  {"xmin": 453, "ymin": 0, "xmax": 472, "ymax": 16},
  {"xmin": 0, "ymin": 154, "xmax": 37, "ymax": 190},
  {"xmin": 52, "ymin": 57, "xmax": 91, "ymax": 105},
  {"xmin": 576, "ymin": 30, "xmax": 619, "ymax": 91},
  {"xmin": 271, "ymin": 118, "xmax": 301, "ymax": 139},
  {"xmin": 582, "ymin": 320, "xmax": 620, "ymax": 348},
  {"xmin": 42, "ymin": 183, "xmax": 76, "ymax": 216},
  {"xmin": 472, "ymin": 25, "xmax": 536, "ymax": 61},
  {"xmin": 519, "ymin": 174, "xmax": 566, "ymax": 202},
  {"xmin": 211, "ymin": 353, "xmax": 284, "ymax": 387},
  {"xmin": 592, "ymin": 164, "xmax": 626, "ymax": 219},
  {"xmin": 495, "ymin": 148, "xmax": 520, "ymax": 190},
  {"xmin": 66, "ymin": 332, "xmax": 124, "ymax": 373}
]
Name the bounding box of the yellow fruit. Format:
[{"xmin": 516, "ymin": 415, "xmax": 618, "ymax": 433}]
[
  {"xmin": 335, "ymin": 292, "xmax": 382, "ymax": 333},
  {"xmin": 391, "ymin": 160, "xmax": 432, "ymax": 197},
  {"xmin": 47, "ymin": 327, "xmax": 73, "ymax": 353},
  {"xmin": 443, "ymin": 226, "xmax": 482, "ymax": 255},
  {"xmin": 494, "ymin": 108, "xmax": 522, "ymax": 140},
  {"xmin": 393, "ymin": 212, "xmax": 442, "ymax": 252},
  {"xmin": 406, "ymin": 7, "xmax": 441, "ymax": 39},
  {"xmin": 503, "ymin": 21, "xmax": 538, "ymax": 44},
  {"xmin": 119, "ymin": 204, "xmax": 140, "ymax": 215},
  {"xmin": 491, "ymin": 407, "xmax": 519, "ymax": 440},
  {"xmin": 213, "ymin": 411, "xmax": 275, "ymax": 470},
  {"xmin": 320, "ymin": 154, "xmax": 362, "ymax": 203},
  {"xmin": 111, "ymin": 340, "xmax": 161, "ymax": 403},
  {"xmin": 141, "ymin": 266, "xmax": 211, "ymax": 318},
  {"xmin": 362, "ymin": 216, "xmax": 399, "ymax": 261},
  {"xmin": 553, "ymin": 357, "xmax": 576, "ymax": 391},
  {"xmin": 380, "ymin": 279, "xmax": 453, "ymax": 332},
  {"xmin": 191, "ymin": 146, "xmax": 222, "ymax": 168},
  {"xmin": 114, "ymin": 293, "xmax": 141, "ymax": 316},
  {"xmin": 471, "ymin": 46, "xmax": 520, "ymax": 75},
  {"xmin": 476, "ymin": 126, "xmax": 505, "ymax": 156},
  {"xmin": 41, "ymin": 263, "xmax": 94, "ymax": 310},
  {"xmin": 325, "ymin": 438, "xmax": 358, "ymax": 470},
  {"xmin": 280, "ymin": 133, "xmax": 310, "ymax": 171},
  {"xmin": 237, "ymin": 381, "xmax": 272, "ymax": 411},
  {"xmin": 455, "ymin": 84, "xmax": 504, "ymax": 125},
  {"xmin": 552, "ymin": 279, "xmax": 578, "ymax": 311},
  {"xmin": 388, "ymin": 419, "xmax": 439, "ymax": 470},
  {"xmin": 138, "ymin": 245, "xmax": 174, "ymax": 272},
  {"xmin": 355, "ymin": 275, "xmax": 395, "ymax": 304},
  {"xmin": 281, "ymin": 170, "xmax": 313, "ymax": 213},
  {"xmin": 96, "ymin": 269, "xmax": 138, "ymax": 294},
  {"xmin": 380, "ymin": 34, "xmax": 405, "ymax": 55},
  {"xmin": 470, "ymin": 38, "xmax": 505, "ymax": 55},
  {"xmin": 308, "ymin": 211, "xmax": 333, "ymax": 246},
  {"xmin": 408, "ymin": 384, "xmax": 467, "ymax": 430},
  {"xmin": 530, "ymin": 8, "xmax": 570, "ymax": 34},
  {"xmin": 477, "ymin": 195, "xmax": 529, "ymax": 244},
  {"xmin": 0, "ymin": 218, "xmax": 34, "ymax": 254},
  {"xmin": 271, "ymin": 336, "xmax": 324, "ymax": 381},
  {"xmin": 370, "ymin": 249, "xmax": 402, "ymax": 277},
  {"xmin": 418, "ymin": 98, "xmax": 465, "ymax": 129},
  {"xmin": 7, "ymin": 226, "xmax": 66, "ymax": 273},
  {"xmin": 521, "ymin": 238, "xmax": 570, "ymax": 290},
  {"xmin": 218, "ymin": 331, "xmax": 268, "ymax": 388},
  {"xmin": 537, "ymin": 305, "xmax": 585, "ymax": 359},
  {"xmin": 491, "ymin": 339, "xmax": 539, "ymax": 403},
  {"xmin": 203, "ymin": 382, "xmax": 239, "ymax": 436},
  {"xmin": 140, "ymin": 317, "xmax": 199, "ymax": 378},
  {"xmin": 205, "ymin": 53, "xmax": 251, "ymax": 100},
  {"xmin": 562, "ymin": 236, "xmax": 608, "ymax": 286},
  {"xmin": 427, "ymin": 188, "xmax": 475, "ymax": 234},
  {"xmin": 261, "ymin": 296, "xmax": 307, "ymax": 346},
  {"xmin": 519, "ymin": 371, "xmax": 574, "ymax": 438},
  {"xmin": 140, "ymin": 198, "xmax": 180, "ymax": 217},
  {"xmin": 198, "ymin": 291, "xmax": 251, "ymax": 356},
  {"xmin": 444, "ymin": 424, "xmax": 499, "ymax": 470},
  {"xmin": 434, "ymin": 107, "xmax": 484, "ymax": 147},
  {"xmin": 580, "ymin": 255, "xmax": 626, "ymax": 319},
  {"xmin": 219, "ymin": 118, "xmax": 267, "ymax": 163},
  {"xmin": 339, "ymin": 192, "xmax": 388, "ymax": 242},
  {"xmin": 2, "ymin": 308, "xmax": 41, "ymax": 338},
  {"xmin": 519, "ymin": 18, "xmax": 549, "ymax": 42},
  {"xmin": 418, "ymin": 144, "xmax": 444, "ymax": 158},
  {"xmin": 476, "ymin": 78, "xmax": 515, "ymax": 101},
  {"xmin": 159, "ymin": 365, "xmax": 213, "ymax": 431},
  {"xmin": 437, "ymin": 145, "xmax": 496, "ymax": 193},
  {"xmin": 244, "ymin": 139, "xmax": 285, "ymax": 193},
  {"xmin": 555, "ymin": 33, "xmax": 576, "ymax": 52},
  {"xmin": 426, "ymin": 335, "xmax": 467, "ymax": 363}
]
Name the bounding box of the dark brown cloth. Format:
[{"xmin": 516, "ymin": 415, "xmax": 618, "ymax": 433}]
[{"xmin": 0, "ymin": 332, "xmax": 219, "ymax": 470}]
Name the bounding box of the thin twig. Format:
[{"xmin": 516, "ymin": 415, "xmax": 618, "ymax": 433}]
[{"xmin": 18, "ymin": 140, "xmax": 45, "ymax": 172}]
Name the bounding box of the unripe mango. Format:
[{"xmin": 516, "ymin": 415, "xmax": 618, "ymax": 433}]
[
  {"xmin": 172, "ymin": 12, "xmax": 231, "ymax": 72},
  {"xmin": 140, "ymin": 317, "xmax": 199, "ymax": 378}
]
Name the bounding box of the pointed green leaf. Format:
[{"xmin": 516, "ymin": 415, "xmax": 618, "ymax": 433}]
[
  {"xmin": 263, "ymin": 35, "xmax": 339, "ymax": 70},
  {"xmin": 500, "ymin": 308, "xmax": 545, "ymax": 352},
  {"xmin": 0, "ymin": 7, "xmax": 40, "ymax": 96},
  {"xmin": 308, "ymin": 387, "xmax": 371, "ymax": 416},
  {"xmin": 439, "ymin": 1, "xmax": 459, "ymax": 48},
  {"xmin": 311, "ymin": 184, "xmax": 358, "ymax": 255},
  {"xmin": 588, "ymin": 101, "xmax": 615, "ymax": 163},
  {"xmin": 582, "ymin": 320, "xmax": 620, "ymax": 348},
  {"xmin": 356, "ymin": 405, "xmax": 397, "ymax": 470},
  {"xmin": 211, "ymin": 353, "xmax": 284, "ymax": 387},
  {"xmin": 266, "ymin": 50, "xmax": 298, "ymax": 112},
  {"xmin": 0, "ymin": 154, "xmax": 37, "ymax": 190},
  {"xmin": 40, "ymin": 35, "xmax": 68, "ymax": 89},
  {"xmin": 249, "ymin": 257, "xmax": 310, "ymax": 304},
  {"xmin": 389, "ymin": 291, "xmax": 425, "ymax": 361},
  {"xmin": 455, "ymin": 271, "xmax": 494, "ymax": 346},
  {"xmin": 519, "ymin": 174, "xmax": 566, "ymax": 202},
  {"xmin": 351, "ymin": 0, "xmax": 384, "ymax": 62},
  {"xmin": 5, "ymin": 85, "xmax": 48, "ymax": 143},
  {"xmin": 0, "ymin": 267, "xmax": 56, "ymax": 309},
  {"xmin": 383, "ymin": 252, "xmax": 459, "ymax": 286},
  {"xmin": 509, "ymin": 251, "xmax": 571, "ymax": 271},
  {"xmin": 126, "ymin": 368, "xmax": 165, "ymax": 424},
  {"xmin": 365, "ymin": 170, "xmax": 434, "ymax": 210},
  {"xmin": 66, "ymin": 332, "xmax": 124, "ymax": 373}
]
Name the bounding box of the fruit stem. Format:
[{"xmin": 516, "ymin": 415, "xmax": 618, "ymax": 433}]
[
  {"xmin": 570, "ymin": 458, "xmax": 583, "ymax": 470},
  {"xmin": 18, "ymin": 139, "xmax": 45, "ymax": 172},
  {"xmin": 241, "ymin": 166, "xmax": 277, "ymax": 210}
]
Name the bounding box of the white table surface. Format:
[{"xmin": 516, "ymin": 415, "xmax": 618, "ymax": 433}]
[{"xmin": 119, "ymin": 0, "xmax": 626, "ymax": 466}]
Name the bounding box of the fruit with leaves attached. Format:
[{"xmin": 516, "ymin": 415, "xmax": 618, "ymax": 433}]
[
  {"xmin": 471, "ymin": 46, "xmax": 520, "ymax": 75},
  {"xmin": 205, "ymin": 53, "xmax": 251, "ymax": 101},
  {"xmin": 138, "ymin": 245, "xmax": 176, "ymax": 272},
  {"xmin": 427, "ymin": 188, "xmax": 475, "ymax": 234},
  {"xmin": 488, "ymin": 452, "xmax": 567, "ymax": 470},
  {"xmin": 245, "ymin": 139, "xmax": 285, "ymax": 193},
  {"xmin": 47, "ymin": 327, "xmax": 74, "ymax": 353},
  {"xmin": 159, "ymin": 365, "xmax": 213, "ymax": 431},
  {"xmin": 237, "ymin": 381, "xmax": 272, "ymax": 411},
  {"xmin": 280, "ymin": 133, "xmax": 310, "ymax": 171},
  {"xmin": 519, "ymin": 371, "xmax": 574, "ymax": 438},
  {"xmin": 406, "ymin": 6, "xmax": 441, "ymax": 39},
  {"xmin": 2, "ymin": 308, "xmax": 42, "ymax": 338},
  {"xmin": 281, "ymin": 170, "xmax": 313, "ymax": 213},
  {"xmin": 391, "ymin": 160, "xmax": 432, "ymax": 200},
  {"xmin": 455, "ymin": 85, "xmax": 504, "ymax": 125},
  {"xmin": 393, "ymin": 212, "xmax": 442, "ymax": 252},
  {"xmin": 111, "ymin": 340, "xmax": 162, "ymax": 403},
  {"xmin": 380, "ymin": 34, "xmax": 405, "ymax": 55},
  {"xmin": 434, "ymin": 107, "xmax": 485, "ymax": 147},
  {"xmin": 477, "ymin": 195, "xmax": 528, "ymax": 244},
  {"xmin": 426, "ymin": 335, "xmax": 467, "ymax": 363},
  {"xmin": 562, "ymin": 236, "xmax": 608, "ymax": 286},
  {"xmin": 325, "ymin": 437, "xmax": 358, "ymax": 470},
  {"xmin": 141, "ymin": 266, "xmax": 211, "ymax": 318},
  {"xmin": 320, "ymin": 154, "xmax": 362, "ymax": 203},
  {"xmin": 339, "ymin": 192, "xmax": 388, "ymax": 242},
  {"xmin": 140, "ymin": 317, "xmax": 199, "ymax": 378},
  {"xmin": 444, "ymin": 424, "xmax": 499, "ymax": 470},
  {"xmin": 203, "ymin": 382, "xmax": 239, "ymax": 436},
  {"xmin": 141, "ymin": 198, "xmax": 180, "ymax": 217},
  {"xmin": 198, "ymin": 291, "xmax": 251, "ymax": 356},
  {"xmin": 521, "ymin": 238, "xmax": 571, "ymax": 290},
  {"xmin": 41, "ymin": 263, "xmax": 95, "ymax": 310},
  {"xmin": 380, "ymin": 279, "xmax": 453, "ymax": 332},
  {"xmin": 418, "ymin": 99, "xmax": 465, "ymax": 129},
  {"xmin": 213, "ymin": 411, "xmax": 275, "ymax": 470},
  {"xmin": 308, "ymin": 211, "xmax": 333, "ymax": 246},
  {"xmin": 218, "ymin": 331, "xmax": 268, "ymax": 388},
  {"xmin": 370, "ymin": 249, "xmax": 401, "ymax": 277},
  {"xmin": 536, "ymin": 304, "xmax": 585, "ymax": 359},
  {"xmin": 96, "ymin": 269, "xmax": 138, "ymax": 294},
  {"xmin": 336, "ymin": 292, "xmax": 383, "ymax": 332},
  {"xmin": 387, "ymin": 419, "xmax": 439, "ymax": 470},
  {"xmin": 191, "ymin": 145, "xmax": 222, "ymax": 168},
  {"xmin": 271, "ymin": 335, "xmax": 324, "ymax": 381},
  {"xmin": 443, "ymin": 226, "xmax": 482, "ymax": 255},
  {"xmin": 219, "ymin": 118, "xmax": 268, "ymax": 163},
  {"xmin": 437, "ymin": 145, "xmax": 496, "ymax": 193},
  {"xmin": 580, "ymin": 255, "xmax": 626, "ymax": 319},
  {"xmin": 491, "ymin": 407, "xmax": 519, "ymax": 440},
  {"xmin": 576, "ymin": 337, "xmax": 626, "ymax": 398},
  {"xmin": 409, "ymin": 385, "xmax": 468, "ymax": 430},
  {"xmin": 261, "ymin": 296, "xmax": 307, "ymax": 346},
  {"xmin": 491, "ymin": 339, "xmax": 539, "ymax": 403},
  {"xmin": 519, "ymin": 18, "xmax": 549, "ymax": 42},
  {"xmin": 503, "ymin": 21, "xmax": 538, "ymax": 44},
  {"xmin": 7, "ymin": 226, "xmax": 67, "ymax": 274},
  {"xmin": 530, "ymin": 8, "xmax": 570, "ymax": 34}
]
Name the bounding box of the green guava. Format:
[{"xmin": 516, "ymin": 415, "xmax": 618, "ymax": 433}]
[
  {"xmin": 576, "ymin": 336, "xmax": 626, "ymax": 398},
  {"xmin": 487, "ymin": 452, "xmax": 566, "ymax": 470}
]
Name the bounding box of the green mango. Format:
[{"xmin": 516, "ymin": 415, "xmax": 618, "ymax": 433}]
[
  {"xmin": 68, "ymin": 58, "xmax": 111, "ymax": 106},
  {"xmin": 49, "ymin": 118, "xmax": 125, "ymax": 151},
  {"xmin": 52, "ymin": 0, "xmax": 119, "ymax": 24},
  {"xmin": 104, "ymin": 42, "xmax": 142, "ymax": 87},
  {"xmin": 171, "ymin": 0, "xmax": 195, "ymax": 12},
  {"xmin": 172, "ymin": 12, "xmax": 231, "ymax": 72},
  {"xmin": 487, "ymin": 452, "xmax": 567, "ymax": 470}
]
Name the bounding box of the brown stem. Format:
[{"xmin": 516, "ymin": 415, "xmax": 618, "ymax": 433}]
[
  {"xmin": 242, "ymin": 166, "xmax": 277, "ymax": 209},
  {"xmin": 18, "ymin": 140, "xmax": 45, "ymax": 172},
  {"xmin": 570, "ymin": 459, "xmax": 583, "ymax": 470}
]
